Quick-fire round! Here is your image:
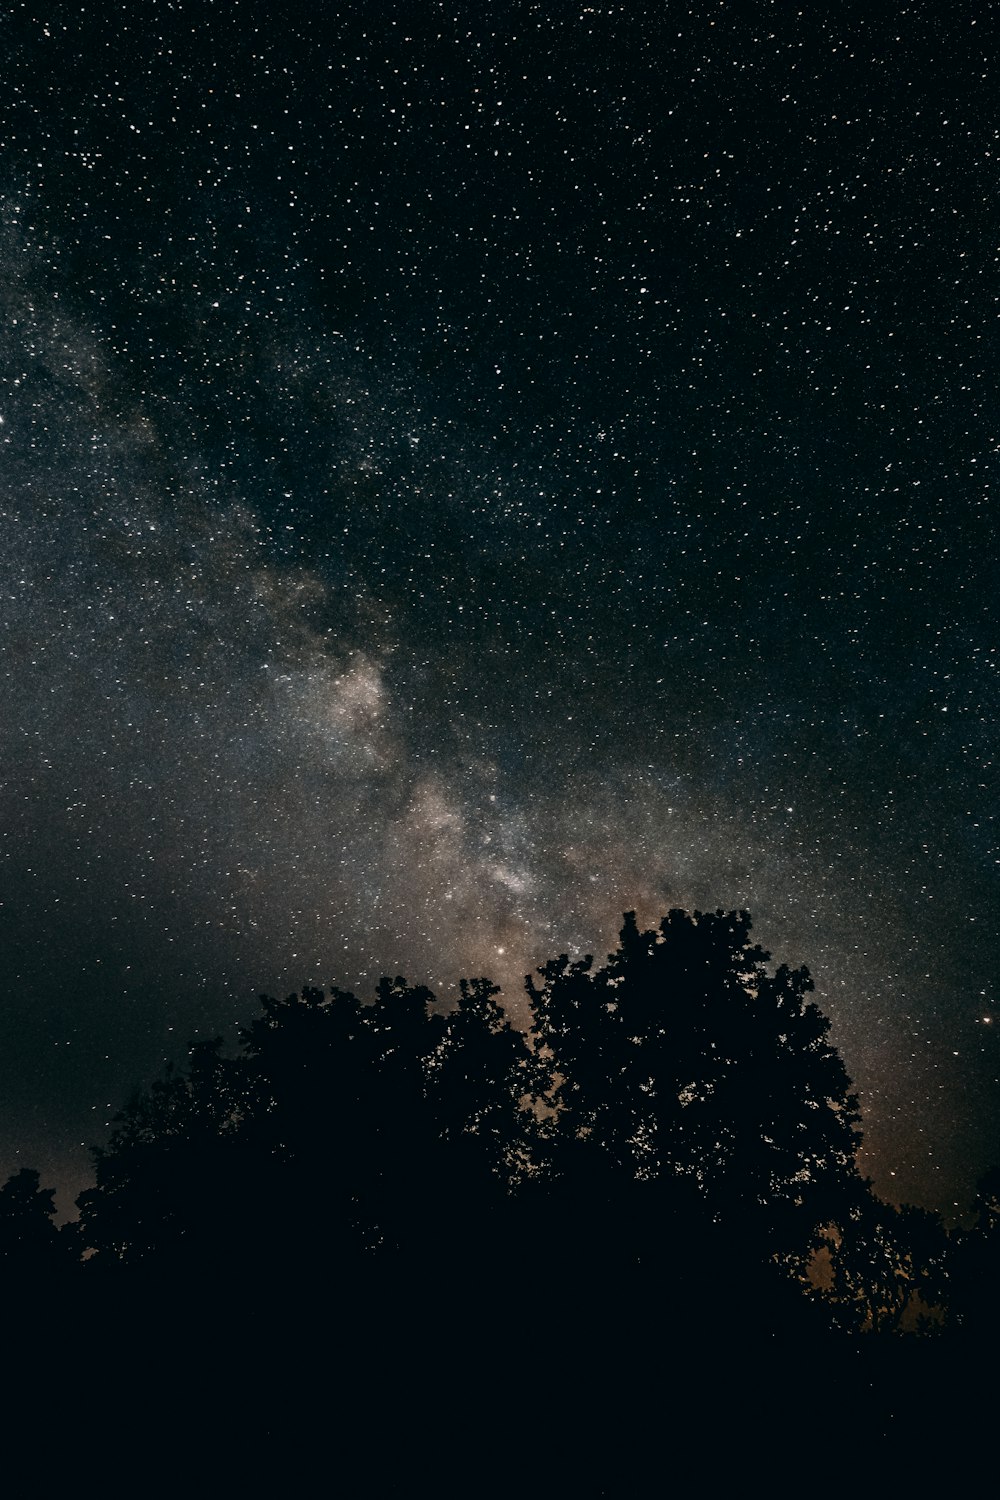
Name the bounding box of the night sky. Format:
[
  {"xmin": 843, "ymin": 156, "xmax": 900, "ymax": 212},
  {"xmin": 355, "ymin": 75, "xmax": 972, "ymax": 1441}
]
[{"xmin": 2, "ymin": 1, "xmax": 998, "ymax": 1217}]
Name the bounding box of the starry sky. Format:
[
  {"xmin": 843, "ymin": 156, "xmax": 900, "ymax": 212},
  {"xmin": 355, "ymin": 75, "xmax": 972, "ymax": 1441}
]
[{"xmin": 2, "ymin": 0, "xmax": 998, "ymax": 1217}]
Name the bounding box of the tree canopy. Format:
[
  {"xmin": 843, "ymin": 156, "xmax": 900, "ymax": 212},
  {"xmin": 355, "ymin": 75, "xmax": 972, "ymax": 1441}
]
[
  {"xmin": 527, "ymin": 909, "xmax": 862, "ymax": 1273},
  {"xmin": 3, "ymin": 907, "xmax": 991, "ymax": 1492},
  {"xmin": 66, "ymin": 909, "xmax": 877, "ymax": 1330},
  {"xmin": 9, "ymin": 907, "xmax": 992, "ymax": 1342}
]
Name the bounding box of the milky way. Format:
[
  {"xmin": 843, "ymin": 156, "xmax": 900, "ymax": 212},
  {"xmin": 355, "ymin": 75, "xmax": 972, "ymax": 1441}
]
[{"xmin": 2, "ymin": 2, "xmax": 998, "ymax": 1214}]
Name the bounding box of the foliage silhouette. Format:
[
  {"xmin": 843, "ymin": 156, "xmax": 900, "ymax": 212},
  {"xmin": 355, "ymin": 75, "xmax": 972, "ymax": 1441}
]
[
  {"xmin": 945, "ymin": 1164, "xmax": 1000, "ymax": 1338},
  {"xmin": 76, "ymin": 1038, "xmax": 263, "ymax": 1270},
  {"xmin": 77, "ymin": 975, "xmax": 535, "ymax": 1281},
  {"xmin": 10, "ymin": 908, "xmax": 995, "ymax": 1489},
  {"xmin": 823, "ymin": 1190, "xmax": 950, "ymax": 1332},
  {"xmin": 0, "ymin": 1167, "xmax": 73, "ymax": 1276},
  {"xmin": 41, "ymin": 907, "xmax": 975, "ymax": 1349},
  {"xmin": 522, "ymin": 909, "xmax": 867, "ymax": 1333}
]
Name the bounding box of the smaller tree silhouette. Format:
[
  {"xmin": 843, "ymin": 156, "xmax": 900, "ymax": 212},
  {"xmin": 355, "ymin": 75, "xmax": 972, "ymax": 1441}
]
[
  {"xmin": 0, "ymin": 1167, "xmax": 69, "ymax": 1276},
  {"xmin": 946, "ymin": 1165, "xmax": 1000, "ymax": 1336},
  {"xmin": 823, "ymin": 1191, "xmax": 949, "ymax": 1332},
  {"xmin": 77, "ymin": 1039, "xmax": 262, "ymax": 1269},
  {"xmin": 78, "ymin": 975, "xmax": 537, "ymax": 1277}
]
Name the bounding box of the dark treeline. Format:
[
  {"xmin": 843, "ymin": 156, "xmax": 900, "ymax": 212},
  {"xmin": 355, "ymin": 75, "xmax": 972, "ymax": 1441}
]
[{"xmin": 6, "ymin": 911, "xmax": 996, "ymax": 1486}]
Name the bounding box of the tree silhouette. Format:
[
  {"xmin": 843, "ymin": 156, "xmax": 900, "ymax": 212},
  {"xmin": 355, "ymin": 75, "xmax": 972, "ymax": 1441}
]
[
  {"xmin": 823, "ymin": 1190, "xmax": 949, "ymax": 1331},
  {"xmin": 77, "ymin": 1038, "xmax": 264, "ymax": 1270},
  {"xmin": 68, "ymin": 909, "xmax": 900, "ymax": 1342},
  {"xmin": 945, "ymin": 1165, "xmax": 1000, "ymax": 1337},
  {"xmin": 78, "ymin": 975, "xmax": 536, "ymax": 1278},
  {"xmin": 0, "ymin": 1167, "xmax": 70, "ymax": 1276},
  {"xmin": 4, "ymin": 910, "xmax": 985, "ymax": 1496},
  {"xmin": 526, "ymin": 909, "xmax": 864, "ymax": 1320}
]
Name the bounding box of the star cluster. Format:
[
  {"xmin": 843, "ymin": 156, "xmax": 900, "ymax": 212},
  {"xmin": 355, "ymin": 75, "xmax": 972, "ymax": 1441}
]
[{"xmin": 1, "ymin": 1, "xmax": 997, "ymax": 1213}]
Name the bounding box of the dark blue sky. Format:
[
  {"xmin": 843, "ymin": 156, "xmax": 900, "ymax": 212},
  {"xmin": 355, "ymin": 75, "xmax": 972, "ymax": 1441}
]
[{"xmin": 2, "ymin": 1, "xmax": 997, "ymax": 1215}]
